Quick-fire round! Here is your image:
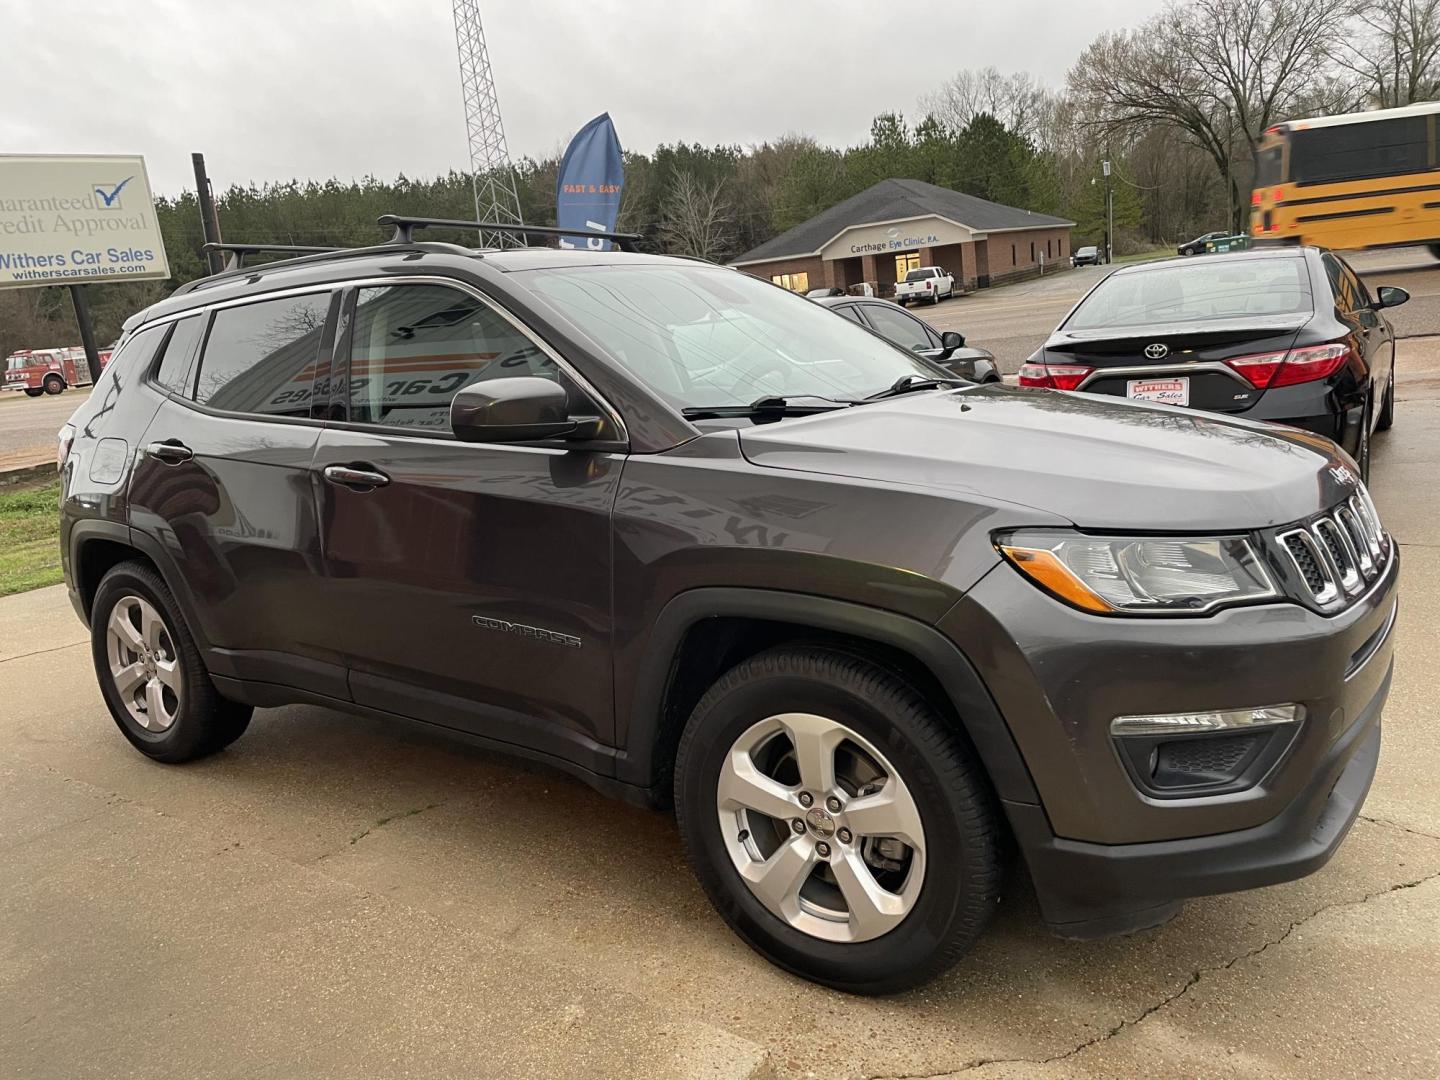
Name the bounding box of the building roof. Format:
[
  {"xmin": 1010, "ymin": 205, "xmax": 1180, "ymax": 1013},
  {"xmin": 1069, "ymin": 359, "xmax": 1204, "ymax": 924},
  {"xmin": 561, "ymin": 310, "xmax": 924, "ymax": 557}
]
[{"xmin": 732, "ymin": 178, "xmax": 1074, "ymax": 266}]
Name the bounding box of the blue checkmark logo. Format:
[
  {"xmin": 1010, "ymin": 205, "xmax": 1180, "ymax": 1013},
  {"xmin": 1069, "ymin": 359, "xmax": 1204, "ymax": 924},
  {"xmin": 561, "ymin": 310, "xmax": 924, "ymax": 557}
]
[{"xmin": 94, "ymin": 176, "xmax": 134, "ymax": 208}]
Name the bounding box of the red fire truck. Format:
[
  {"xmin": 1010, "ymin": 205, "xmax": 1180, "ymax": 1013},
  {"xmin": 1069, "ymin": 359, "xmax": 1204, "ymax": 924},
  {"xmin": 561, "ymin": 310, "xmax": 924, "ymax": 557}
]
[{"xmin": 3, "ymin": 346, "xmax": 112, "ymax": 397}]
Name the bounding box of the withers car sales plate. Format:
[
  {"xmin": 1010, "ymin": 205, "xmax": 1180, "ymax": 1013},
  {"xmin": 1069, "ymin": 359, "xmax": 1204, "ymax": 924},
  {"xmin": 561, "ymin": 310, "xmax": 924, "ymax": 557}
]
[{"xmin": 1127, "ymin": 377, "xmax": 1189, "ymax": 406}]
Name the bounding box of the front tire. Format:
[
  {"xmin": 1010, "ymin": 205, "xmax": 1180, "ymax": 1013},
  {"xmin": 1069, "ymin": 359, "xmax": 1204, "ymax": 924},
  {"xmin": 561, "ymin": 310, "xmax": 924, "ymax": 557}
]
[
  {"xmin": 91, "ymin": 560, "xmax": 252, "ymax": 763},
  {"xmin": 674, "ymin": 646, "xmax": 1002, "ymax": 994},
  {"xmin": 23, "ymin": 387, "xmax": 43, "ymax": 398}
]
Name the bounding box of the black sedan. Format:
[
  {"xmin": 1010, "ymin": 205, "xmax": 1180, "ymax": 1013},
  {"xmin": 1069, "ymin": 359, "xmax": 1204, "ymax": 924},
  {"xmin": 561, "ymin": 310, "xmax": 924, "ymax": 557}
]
[
  {"xmin": 1178, "ymin": 230, "xmax": 1231, "ymax": 256},
  {"xmin": 814, "ymin": 296, "xmax": 1000, "ymax": 383},
  {"xmin": 1018, "ymin": 247, "xmax": 1403, "ymax": 477}
]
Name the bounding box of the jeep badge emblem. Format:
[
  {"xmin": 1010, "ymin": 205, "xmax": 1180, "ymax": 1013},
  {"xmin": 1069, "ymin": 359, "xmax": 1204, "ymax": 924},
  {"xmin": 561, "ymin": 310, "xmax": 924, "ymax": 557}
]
[
  {"xmin": 1144, "ymin": 342, "xmax": 1169, "ymax": 360},
  {"xmin": 1329, "ymin": 464, "xmax": 1357, "ymax": 486}
]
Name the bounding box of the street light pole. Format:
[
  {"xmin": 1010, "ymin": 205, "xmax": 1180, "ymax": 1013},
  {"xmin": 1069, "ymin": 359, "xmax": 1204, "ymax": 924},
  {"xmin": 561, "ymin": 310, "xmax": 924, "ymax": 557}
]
[{"xmin": 1102, "ymin": 156, "xmax": 1114, "ymax": 264}]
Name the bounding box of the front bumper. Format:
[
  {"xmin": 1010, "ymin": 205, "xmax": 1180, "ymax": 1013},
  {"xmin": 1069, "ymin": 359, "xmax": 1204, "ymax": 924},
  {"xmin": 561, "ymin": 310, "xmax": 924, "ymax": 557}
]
[
  {"xmin": 939, "ymin": 539, "xmax": 1397, "ymax": 936},
  {"xmin": 1009, "ymin": 664, "xmax": 1386, "ymax": 937}
]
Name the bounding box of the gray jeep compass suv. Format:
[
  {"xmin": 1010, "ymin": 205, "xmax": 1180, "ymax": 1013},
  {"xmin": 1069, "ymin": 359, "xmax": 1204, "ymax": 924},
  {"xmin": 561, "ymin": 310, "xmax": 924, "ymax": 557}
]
[{"xmin": 58, "ymin": 219, "xmax": 1398, "ymax": 994}]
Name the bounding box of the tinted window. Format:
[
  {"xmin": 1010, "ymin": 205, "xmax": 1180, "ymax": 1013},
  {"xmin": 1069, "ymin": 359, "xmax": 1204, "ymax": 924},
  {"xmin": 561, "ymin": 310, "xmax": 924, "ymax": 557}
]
[
  {"xmin": 195, "ymin": 293, "xmax": 331, "ymax": 416},
  {"xmin": 1322, "ymin": 254, "xmax": 1369, "ymax": 313},
  {"xmin": 101, "ymin": 325, "xmax": 167, "ymax": 391},
  {"xmin": 1065, "ymin": 258, "xmax": 1313, "ymax": 330},
  {"xmin": 862, "ymin": 304, "xmax": 939, "ymax": 352},
  {"xmin": 526, "ymin": 263, "xmax": 943, "ymax": 410},
  {"xmin": 1290, "ymin": 116, "xmax": 1430, "ymax": 185},
  {"xmin": 833, "ymin": 305, "xmax": 866, "ymax": 324},
  {"xmin": 153, "ymin": 315, "xmax": 205, "ymax": 397},
  {"xmin": 348, "ymin": 284, "xmax": 558, "ymax": 433},
  {"xmin": 903, "ymin": 269, "xmax": 936, "ymax": 282}
]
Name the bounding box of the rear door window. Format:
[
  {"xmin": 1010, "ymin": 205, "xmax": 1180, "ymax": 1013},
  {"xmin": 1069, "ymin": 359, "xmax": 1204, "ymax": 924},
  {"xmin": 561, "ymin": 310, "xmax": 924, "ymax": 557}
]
[{"xmin": 194, "ymin": 292, "xmax": 333, "ymax": 416}]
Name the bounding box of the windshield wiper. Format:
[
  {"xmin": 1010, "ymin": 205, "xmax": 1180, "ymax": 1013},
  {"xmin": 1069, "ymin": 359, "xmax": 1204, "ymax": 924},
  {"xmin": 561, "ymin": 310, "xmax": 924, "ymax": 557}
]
[
  {"xmin": 680, "ymin": 394, "xmax": 859, "ymax": 420},
  {"xmin": 864, "ymin": 374, "xmax": 967, "ymax": 401}
]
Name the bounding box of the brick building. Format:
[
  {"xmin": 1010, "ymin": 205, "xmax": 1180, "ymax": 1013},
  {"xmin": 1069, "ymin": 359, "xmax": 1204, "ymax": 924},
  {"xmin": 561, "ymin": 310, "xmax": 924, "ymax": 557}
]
[{"xmin": 731, "ymin": 178, "xmax": 1074, "ymax": 296}]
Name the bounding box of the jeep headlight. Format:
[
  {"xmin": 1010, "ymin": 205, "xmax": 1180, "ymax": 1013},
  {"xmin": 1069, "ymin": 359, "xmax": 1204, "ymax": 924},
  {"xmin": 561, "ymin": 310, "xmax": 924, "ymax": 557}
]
[{"xmin": 996, "ymin": 531, "xmax": 1278, "ymax": 615}]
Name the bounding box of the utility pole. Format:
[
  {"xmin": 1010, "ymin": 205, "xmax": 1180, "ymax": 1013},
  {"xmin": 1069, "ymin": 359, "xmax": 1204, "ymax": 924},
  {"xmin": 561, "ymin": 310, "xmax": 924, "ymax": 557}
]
[
  {"xmin": 192, "ymin": 153, "xmax": 224, "ymax": 275},
  {"xmin": 1102, "ymin": 155, "xmax": 1114, "ymax": 264}
]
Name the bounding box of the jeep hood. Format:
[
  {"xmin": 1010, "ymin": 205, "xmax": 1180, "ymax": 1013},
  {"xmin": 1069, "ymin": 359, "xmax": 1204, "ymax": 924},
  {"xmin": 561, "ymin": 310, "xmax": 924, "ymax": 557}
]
[{"xmin": 737, "ymin": 385, "xmax": 1355, "ymax": 532}]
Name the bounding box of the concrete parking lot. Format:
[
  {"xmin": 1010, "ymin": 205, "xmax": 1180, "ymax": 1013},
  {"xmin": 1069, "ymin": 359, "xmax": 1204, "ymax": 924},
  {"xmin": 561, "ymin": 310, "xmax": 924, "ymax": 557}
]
[{"xmin": 2, "ymin": 347, "xmax": 1439, "ymax": 1079}]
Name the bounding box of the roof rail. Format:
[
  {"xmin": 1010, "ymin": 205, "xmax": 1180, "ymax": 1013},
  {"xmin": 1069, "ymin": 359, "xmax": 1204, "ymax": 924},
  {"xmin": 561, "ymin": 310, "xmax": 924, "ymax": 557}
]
[
  {"xmin": 201, "ymin": 242, "xmax": 342, "ymax": 272},
  {"xmin": 376, "ymin": 215, "xmax": 643, "ymax": 252}
]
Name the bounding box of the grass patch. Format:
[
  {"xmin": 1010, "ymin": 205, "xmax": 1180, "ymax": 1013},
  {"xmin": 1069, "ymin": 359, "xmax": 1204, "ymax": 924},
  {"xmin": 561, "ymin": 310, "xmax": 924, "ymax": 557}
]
[{"xmin": 0, "ymin": 479, "xmax": 63, "ymax": 596}]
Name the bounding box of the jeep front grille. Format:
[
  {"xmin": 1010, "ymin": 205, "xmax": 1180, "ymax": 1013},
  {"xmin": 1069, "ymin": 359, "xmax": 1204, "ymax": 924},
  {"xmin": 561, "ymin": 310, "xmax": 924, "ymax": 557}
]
[{"xmin": 1277, "ymin": 493, "xmax": 1390, "ymax": 609}]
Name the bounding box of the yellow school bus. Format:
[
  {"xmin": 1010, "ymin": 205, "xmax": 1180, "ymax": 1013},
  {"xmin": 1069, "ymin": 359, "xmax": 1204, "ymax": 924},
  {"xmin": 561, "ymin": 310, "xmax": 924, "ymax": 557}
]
[{"xmin": 1251, "ymin": 100, "xmax": 1440, "ymax": 254}]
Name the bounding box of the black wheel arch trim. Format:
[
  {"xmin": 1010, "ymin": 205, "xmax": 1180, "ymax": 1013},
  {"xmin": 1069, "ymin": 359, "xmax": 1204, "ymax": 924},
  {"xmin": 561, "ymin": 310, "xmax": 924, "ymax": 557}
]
[
  {"xmin": 615, "ymin": 587, "xmax": 1042, "ymax": 807},
  {"xmin": 68, "ymin": 520, "xmax": 215, "ymax": 657}
]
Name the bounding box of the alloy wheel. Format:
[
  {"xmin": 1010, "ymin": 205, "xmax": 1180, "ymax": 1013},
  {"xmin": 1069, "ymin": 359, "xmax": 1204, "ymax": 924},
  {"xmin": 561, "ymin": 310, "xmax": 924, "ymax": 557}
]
[
  {"xmin": 715, "ymin": 712, "xmax": 926, "ymax": 943},
  {"xmin": 106, "ymin": 595, "xmax": 182, "ymax": 732}
]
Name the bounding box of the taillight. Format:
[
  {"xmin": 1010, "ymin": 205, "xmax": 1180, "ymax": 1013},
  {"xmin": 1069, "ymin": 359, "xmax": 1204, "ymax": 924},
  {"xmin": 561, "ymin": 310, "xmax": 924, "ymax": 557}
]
[
  {"xmin": 1251, "ymin": 190, "xmax": 1262, "ymax": 206},
  {"xmin": 57, "ymin": 424, "xmax": 75, "ymax": 470},
  {"xmin": 1224, "ymin": 343, "xmax": 1351, "ymax": 389},
  {"xmin": 1017, "ymin": 362, "xmax": 1094, "ymax": 390}
]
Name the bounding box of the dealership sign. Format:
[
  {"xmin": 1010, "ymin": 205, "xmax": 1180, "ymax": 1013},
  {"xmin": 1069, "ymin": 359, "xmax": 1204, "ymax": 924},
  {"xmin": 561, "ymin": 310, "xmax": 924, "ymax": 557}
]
[{"xmin": 0, "ymin": 154, "xmax": 170, "ymax": 290}]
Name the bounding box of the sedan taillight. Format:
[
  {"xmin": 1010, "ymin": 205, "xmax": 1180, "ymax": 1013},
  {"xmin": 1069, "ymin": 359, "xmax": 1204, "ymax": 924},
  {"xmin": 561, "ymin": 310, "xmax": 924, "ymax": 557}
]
[
  {"xmin": 1017, "ymin": 362, "xmax": 1095, "ymax": 391},
  {"xmin": 1224, "ymin": 342, "xmax": 1351, "ymax": 389}
]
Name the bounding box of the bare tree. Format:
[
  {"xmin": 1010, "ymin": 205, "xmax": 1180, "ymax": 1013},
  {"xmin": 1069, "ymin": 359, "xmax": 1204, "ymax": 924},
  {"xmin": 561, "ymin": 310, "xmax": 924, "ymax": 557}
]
[
  {"xmin": 1333, "ymin": 0, "xmax": 1440, "ymax": 107},
  {"xmin": 1070, "ymin": 0, "xmax": 1352, "ymax": 229},
  {"xmin": 660, "ymin": 171, "xmax": 734, "ymax": 262},
  {"xmin": 920, "ymin": 67, "xmax": 1056, "ymax": 145}
]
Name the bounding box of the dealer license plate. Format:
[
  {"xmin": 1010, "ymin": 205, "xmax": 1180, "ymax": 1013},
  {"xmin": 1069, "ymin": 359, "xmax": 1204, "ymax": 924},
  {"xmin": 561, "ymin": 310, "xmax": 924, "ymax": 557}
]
[{"xmin": 1127, "ymin": 377, "xmax": 1189, "ymax": 406}]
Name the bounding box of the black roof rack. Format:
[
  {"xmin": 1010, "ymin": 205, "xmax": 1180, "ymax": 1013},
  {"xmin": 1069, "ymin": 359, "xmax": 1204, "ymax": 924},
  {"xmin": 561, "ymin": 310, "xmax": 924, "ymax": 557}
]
[
  {"xmin": 377, "ymin": 214, "xmax": 643, "ymax": 252},
  {"xmin": 201, "ymin": 242, "xmax": 342, "ymax": 272}
]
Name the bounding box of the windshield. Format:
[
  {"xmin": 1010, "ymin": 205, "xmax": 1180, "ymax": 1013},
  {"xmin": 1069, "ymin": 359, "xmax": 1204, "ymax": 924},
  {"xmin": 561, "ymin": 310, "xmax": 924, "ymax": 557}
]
[
  {"xmin": 524, "ymin": 264, "xmax": 943, "ymax": 409},
  {"xmin": 1077, "ymin": 247, "xmax": 1096, "ymax": 256},
  {"xmin": 1064, "ymin": 257, "xmax": 1312, "ymax": 330}
]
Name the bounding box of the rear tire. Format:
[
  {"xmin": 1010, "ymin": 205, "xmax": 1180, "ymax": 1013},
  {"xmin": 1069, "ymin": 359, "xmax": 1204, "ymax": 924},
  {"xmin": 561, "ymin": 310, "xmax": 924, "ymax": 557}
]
[
  {"xmin": 43, "ymin": 375, "xmax": 64, "ymax": 395},
  {"xmin": 674, "ymin": 646, "xmax": 1002, "ymax": 994},
  {"xmin": 1375, "ymin": 377, "xmax": 1395, "ymax": 432},
  {"xmin": 91, "ymin": 560, "xmax": 252, "ymax": 763}
]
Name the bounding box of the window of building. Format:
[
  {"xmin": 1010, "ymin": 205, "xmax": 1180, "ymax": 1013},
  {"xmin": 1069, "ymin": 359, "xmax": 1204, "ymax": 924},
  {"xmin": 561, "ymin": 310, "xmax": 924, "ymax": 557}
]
[
  {"xmin": 347, "ymin": 283, "xmax": 564, "ymax": 434},
  {"xmin": 895, "ymin": 252, "xmax": 920, "ymax": 280},
  {"xmin": 1011, "ymin": 244, "xmax": 1017, "ymax": 266},
  {"xmin": 194, "ymin": 293, "xmax": 332, "ymax": 416},
  {"xmin": 770, "ymin": 272, "xmax": 810, "ymax": 293},
  {"xmin": 152, "ymin": 314, "xmax": 205, "ymax": 397},
  {"xmin": 1046, "ymin": 239, "xmax": 1052, "ymax": 259},
  {"xmin": 1030, "ymin": 241, "xmax": 1036, "ymax": 263}
]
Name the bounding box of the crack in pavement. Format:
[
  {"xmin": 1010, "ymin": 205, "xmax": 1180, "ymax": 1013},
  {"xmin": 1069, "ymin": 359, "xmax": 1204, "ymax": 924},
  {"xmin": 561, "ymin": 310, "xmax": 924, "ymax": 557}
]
[
  {"xmin": 342, "ymin": 801, "xmax": 446, "ymax": 849},
  {"xmin": 1359, "ymin": 812, "xmax": 1440, "ymax": 841},
  {"xmin": 862, "ymin": 866, "xmax": 1440, "ymax": 1080},
  {"xmin": 0, "ymin": 640, "xmax": 87, "ymax": 665}
]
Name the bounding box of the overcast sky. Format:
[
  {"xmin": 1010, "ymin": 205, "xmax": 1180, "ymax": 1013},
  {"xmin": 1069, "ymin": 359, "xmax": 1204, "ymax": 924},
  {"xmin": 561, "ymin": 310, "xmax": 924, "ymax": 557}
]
[{"xmin": 3, "ymin": 0, "xmax": 1166, "ymax": 196}]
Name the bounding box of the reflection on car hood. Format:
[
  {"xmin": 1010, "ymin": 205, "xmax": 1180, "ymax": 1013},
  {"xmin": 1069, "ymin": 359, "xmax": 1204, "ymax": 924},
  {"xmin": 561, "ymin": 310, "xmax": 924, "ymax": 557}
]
[{"xmin": 738, "ymin": 385, "xmax": 1355, "ymax": 531}]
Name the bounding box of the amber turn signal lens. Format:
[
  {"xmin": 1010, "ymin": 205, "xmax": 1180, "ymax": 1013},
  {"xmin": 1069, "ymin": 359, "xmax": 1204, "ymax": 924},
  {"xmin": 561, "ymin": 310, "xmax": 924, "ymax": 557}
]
[{"xmin": 998, "ymin": 545, "xmax": 1115, "ymax": 614}]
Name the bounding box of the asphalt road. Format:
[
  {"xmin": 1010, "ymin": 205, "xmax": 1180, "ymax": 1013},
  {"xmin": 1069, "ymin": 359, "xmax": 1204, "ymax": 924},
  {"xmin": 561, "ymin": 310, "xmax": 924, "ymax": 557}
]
[
  {"xmin": 1, "ymin": 345, "xmax": 1438, "ymax": 1078},
  {"xmin": 0, "ymin": 387, "xmax": 88, "ymax": 468}
]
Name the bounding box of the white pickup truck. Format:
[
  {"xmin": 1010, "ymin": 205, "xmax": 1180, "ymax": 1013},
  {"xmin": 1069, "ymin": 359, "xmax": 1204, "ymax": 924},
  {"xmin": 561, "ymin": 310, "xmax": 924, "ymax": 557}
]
[{"xmin": 893, "ymin": 266, "xmax": 956, "ymax": 306}]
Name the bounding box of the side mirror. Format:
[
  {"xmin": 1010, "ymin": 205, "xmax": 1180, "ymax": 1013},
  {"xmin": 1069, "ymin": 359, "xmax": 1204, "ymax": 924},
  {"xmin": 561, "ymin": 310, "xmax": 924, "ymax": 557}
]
[
  {"xmin": 1375, "ymin": 285, "xmax": 1410, "ymax": 310},
  {"xmin": 937, "ymin": 330, "xmax": 965, "ymax": 360},
  {"xmin": 450, "ymin": 376, "xmax": 596, "ymax": 443}
]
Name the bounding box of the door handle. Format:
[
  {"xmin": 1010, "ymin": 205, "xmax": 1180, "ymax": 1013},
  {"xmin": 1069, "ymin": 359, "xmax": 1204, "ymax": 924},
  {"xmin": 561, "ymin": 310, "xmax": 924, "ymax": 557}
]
[
  {"xmin": 323, "ymin": 463, "xmax": 390, "ymax": 491},
  {"xmin": 145, "ymin": 440, "xmax": 193, "ymax": 465}
]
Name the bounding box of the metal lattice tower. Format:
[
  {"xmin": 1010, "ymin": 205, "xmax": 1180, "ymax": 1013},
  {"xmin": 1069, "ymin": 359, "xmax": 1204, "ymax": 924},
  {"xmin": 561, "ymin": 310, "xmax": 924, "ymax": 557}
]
[{"xmin": 452, "ymin": 0, "xmax": 524, "ymax": 248}]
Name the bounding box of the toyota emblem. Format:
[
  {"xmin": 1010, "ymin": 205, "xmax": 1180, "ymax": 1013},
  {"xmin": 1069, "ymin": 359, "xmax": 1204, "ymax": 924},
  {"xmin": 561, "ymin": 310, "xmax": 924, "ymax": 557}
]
[{"xmin": 1144, "ymin": 342, "xmax": 1169, "ymax": 360}]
